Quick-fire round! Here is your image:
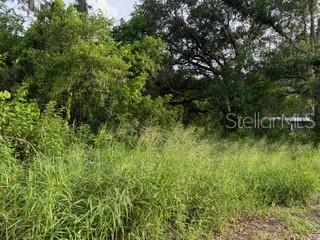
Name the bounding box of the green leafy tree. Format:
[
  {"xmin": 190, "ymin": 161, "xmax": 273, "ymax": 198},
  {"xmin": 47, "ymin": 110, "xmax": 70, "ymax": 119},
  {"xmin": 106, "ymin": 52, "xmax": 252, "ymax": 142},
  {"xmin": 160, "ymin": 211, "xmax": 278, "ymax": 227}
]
[
  {"xmin": 226, "ymin": 0, "xmax": 320, "ymax": 130},
  {"xmin": 113, "ymin": 14, "xmax": 157, "ymax": 44},
  {"xmin": 137, "ymin": 0, "xmax": 278, "ymax": 128},
  {"xmin": 0, "ymin": 0, "xmax": 25, "ymax": 90},
  {"xmin": 23, "ymin": 0, "xmax": 177, "ymax": 131}
]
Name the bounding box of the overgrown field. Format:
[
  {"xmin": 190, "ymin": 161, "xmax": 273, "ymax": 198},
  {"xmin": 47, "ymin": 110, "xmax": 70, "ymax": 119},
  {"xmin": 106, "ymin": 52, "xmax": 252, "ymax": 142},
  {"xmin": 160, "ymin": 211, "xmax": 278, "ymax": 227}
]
[{"xmin": 1, "ymin": 127, "xmax": 320, "ymax": 239}]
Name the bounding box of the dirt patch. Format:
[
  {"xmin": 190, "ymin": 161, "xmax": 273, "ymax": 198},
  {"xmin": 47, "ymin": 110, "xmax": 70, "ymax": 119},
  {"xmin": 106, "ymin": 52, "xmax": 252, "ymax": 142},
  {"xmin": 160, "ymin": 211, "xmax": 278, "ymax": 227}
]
[
  {"xmin": 213, "ymin": 200, "xmax": 320, "ymax": 240},
  {"xmin": 213, "ymin": 195, "xmax": 320, "ymax": 240},
  {"xmin": 213, "ymin": 214, "xmax": 320, "ymax": 240},
  {"xmin": 298, "ymin": 233, "xmax": 320, "ymax": 240},
  {"xmin": 213, "ymin": 215, "xmax": 287, "ymax": 240}
]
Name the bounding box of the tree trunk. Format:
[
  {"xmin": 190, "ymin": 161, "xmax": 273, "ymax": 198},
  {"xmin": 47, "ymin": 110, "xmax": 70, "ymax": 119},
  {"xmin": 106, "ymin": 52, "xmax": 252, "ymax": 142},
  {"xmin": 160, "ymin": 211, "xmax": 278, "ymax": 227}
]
[
  {"xmin": 309, "ymin": 0, "xmax": 317, "ymax": 47},
  {"xmin": 76, "ymin": 0, "xmax": 89, "ymax": 14},
  {"xmin": 27, "ymin": 0, "xmax": 35, "ymax": 11}
]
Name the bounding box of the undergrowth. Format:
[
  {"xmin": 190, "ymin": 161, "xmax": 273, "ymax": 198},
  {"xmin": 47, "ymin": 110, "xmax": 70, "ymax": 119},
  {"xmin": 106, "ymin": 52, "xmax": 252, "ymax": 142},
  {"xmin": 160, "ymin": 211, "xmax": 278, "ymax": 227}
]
[{"xmin": 0, "ymin": 125, "xmax": 319, "ymax": 239}]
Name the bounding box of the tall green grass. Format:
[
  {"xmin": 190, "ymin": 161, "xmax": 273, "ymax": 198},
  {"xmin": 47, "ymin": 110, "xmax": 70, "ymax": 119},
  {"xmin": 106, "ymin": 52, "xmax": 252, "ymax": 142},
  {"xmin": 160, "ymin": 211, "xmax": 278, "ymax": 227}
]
[{"xmin": 0, "ymin": 127, "xmax": 319, "ymax": 239}]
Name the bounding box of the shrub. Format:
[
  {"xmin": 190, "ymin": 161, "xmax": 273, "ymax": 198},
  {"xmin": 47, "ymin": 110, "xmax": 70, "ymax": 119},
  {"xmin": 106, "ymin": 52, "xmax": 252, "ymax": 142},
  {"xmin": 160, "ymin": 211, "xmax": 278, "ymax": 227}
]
[
  {"xmin": 0, "ymin": 91, "xmax": 74, "ymax": 159},
  {"xmin": 0, "ymin": 89, "xmax": 40, "ymax": 159}
]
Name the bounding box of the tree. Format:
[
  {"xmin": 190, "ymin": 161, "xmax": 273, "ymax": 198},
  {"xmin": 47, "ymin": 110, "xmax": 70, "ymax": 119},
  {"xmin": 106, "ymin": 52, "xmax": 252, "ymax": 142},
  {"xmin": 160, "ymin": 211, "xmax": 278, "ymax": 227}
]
[
  {"xmin": 135, "ymin": 0, "xmax": 320, "ymax": 132},
  {"xmin": 75, "ymin": 0, "xmax": 89, "ymax": 14},
  {"xmin": 113, "ymin": 14, "xmax": 156, "ymax": 44},
  {"xmin": 136, "ymin": 0, "xmax": 278, "ymax": 128},
  {"xmin": 0, "ymin": 0, "xmax": 24, "ymax": 90},
  {"xmin": 23, "ymin": 0, "xmax": 177, "ymax": 131},
  {"xmin": 224, "ymin": 0, "xmax": 320, "ymax": 130}
]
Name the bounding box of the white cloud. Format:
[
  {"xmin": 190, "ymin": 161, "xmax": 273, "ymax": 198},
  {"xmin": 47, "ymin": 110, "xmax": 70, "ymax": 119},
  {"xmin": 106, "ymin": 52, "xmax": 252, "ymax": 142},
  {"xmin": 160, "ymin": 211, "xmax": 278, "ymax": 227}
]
[
  {"xmin": 88, "ymin": 0, "xmax": 119, "ymax": 19},
  {"xmin": 64, "ymin": 0, "xmax": 134, "ymax": 20}
]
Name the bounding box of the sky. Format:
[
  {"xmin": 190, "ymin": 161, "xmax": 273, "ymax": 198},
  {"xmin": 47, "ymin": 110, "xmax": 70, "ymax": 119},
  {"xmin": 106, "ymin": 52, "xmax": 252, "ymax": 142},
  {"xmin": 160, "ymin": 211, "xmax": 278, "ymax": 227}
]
[
  {"xmin": 86, "ymin": 0, "xmax": 135, "ymax": 20},
  {"xmin": 61, "ymin": 0, "xmax": 136, "ymax": 21},
  {"xmin": 8, "ymin": 0, "xmax": 136, "ymax": 27}
]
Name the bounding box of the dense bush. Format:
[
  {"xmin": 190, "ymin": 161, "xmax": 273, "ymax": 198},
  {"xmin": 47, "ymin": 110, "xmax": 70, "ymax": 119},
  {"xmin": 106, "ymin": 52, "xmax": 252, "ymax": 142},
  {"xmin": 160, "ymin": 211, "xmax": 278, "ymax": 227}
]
[
  {"xmin": 0, "ymin": 89, "xmax": 78, "ymax": 159},
  {"xmin": 0, "ymin": 89, "xmax": 40, "ymax": 158}
]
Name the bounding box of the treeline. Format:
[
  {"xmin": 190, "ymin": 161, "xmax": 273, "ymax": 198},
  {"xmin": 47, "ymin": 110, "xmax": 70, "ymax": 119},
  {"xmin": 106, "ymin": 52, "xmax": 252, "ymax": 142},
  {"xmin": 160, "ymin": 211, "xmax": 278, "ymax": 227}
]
[
  {"xmin": 1, "ymin": 0, "xmax": 180, "ymax": 159},
  {"xmin": 2, "ymin": 0, "xmax": 320, "ymax": 140},
  {"xmin": 125, "ymin": 0, "xmax": 320, "ymax": 130}
]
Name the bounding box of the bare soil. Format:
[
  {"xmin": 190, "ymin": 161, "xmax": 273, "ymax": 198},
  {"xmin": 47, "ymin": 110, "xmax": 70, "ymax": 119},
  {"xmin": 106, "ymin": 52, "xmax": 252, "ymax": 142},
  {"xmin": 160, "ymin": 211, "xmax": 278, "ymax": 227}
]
[{"xmin": 213, "ymin": 196, "xmax": 320, "ymax": 240}]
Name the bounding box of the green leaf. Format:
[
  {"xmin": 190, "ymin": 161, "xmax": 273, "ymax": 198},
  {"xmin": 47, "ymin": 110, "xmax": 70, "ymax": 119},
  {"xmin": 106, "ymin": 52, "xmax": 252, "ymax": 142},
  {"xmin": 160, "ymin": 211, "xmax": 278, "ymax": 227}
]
[{"xmin": 0, "ymin": 91, "xmax": 11, "ymax": 100}]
